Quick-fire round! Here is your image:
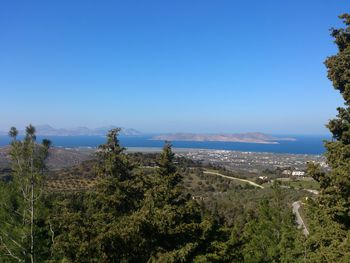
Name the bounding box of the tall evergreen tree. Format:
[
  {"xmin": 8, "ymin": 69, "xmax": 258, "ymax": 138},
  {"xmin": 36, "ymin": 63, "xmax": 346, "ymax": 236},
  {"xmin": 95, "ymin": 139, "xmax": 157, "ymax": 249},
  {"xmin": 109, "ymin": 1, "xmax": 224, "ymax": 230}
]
[
  {"xmin": 0, "ymin": 125, "xmax": 51, "ymax": 262},
  {"xmin": 53, "ymin": 128, "xmax": 147, "ymax": 262},
  {"xmin": 156, "ymin": 141, "xmax": 183, "ymax": 203},
  {"xmin": 308, "ymin": 14, "xmax": 350, "ymax": 227},
  {"xmin": 303, "ymin": 198, "xmax": 350, "ymax": 262},
  {"xmin": 304, "ymin": 13, "xmax": 350, "ymax": 262},
  {"xmin": 141, "ymin": 142, "xmax": 208, "ymax": 262}
]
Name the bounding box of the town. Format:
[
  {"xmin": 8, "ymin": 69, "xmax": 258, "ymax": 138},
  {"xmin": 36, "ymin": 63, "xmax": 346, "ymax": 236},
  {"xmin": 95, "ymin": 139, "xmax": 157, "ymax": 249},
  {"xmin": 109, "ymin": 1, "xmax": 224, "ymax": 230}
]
[{"xmin": 176, "ymin": 149, "xmax": 328, "ymax": 174}]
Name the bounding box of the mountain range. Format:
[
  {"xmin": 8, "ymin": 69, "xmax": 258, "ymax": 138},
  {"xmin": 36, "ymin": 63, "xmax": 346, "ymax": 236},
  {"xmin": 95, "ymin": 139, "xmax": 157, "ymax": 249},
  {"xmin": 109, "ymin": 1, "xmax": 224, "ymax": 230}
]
[{"xmin": 0, "ymin": 125, "xmax": 141, "ymax": 136}]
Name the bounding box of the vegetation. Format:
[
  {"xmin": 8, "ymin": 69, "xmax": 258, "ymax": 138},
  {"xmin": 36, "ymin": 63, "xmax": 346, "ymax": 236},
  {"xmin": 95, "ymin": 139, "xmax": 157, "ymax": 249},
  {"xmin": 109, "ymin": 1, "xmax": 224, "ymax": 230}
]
[
  {"xmin": 0, "ymin": 127, "xmax": 304, "ymax": 262},
  {"xmin": 305, "ymin": 14, "xmax": 350, "ymax": 262},
  {"xmin": 1, "ymin": 13, "xmax": 350, "ymax": 263},
  {"xmin": 0, "ymin": 125, "xmax": 51, "ymax": 262}
]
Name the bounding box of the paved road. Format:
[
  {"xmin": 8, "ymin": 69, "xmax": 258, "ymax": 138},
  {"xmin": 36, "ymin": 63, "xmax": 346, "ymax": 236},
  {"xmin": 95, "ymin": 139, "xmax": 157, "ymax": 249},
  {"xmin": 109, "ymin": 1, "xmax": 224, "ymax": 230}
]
[
  {"xmin": 203, "ymin": 171, "xmax": 264, "ymax": 189},
  {"xmin": 292, "ymin": 201, "xmax": 309, "ymax": 237}
]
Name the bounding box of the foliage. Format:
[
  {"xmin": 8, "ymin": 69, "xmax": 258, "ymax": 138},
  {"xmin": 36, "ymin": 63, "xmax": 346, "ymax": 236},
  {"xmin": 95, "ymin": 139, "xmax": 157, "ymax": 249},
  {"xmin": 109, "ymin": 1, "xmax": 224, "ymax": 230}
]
[
  {"xmin": 306, "ymin": 13, "xmax": 350, "ymax": 261},
  {"xmin": 0, "ymin": 127, "xmax": 315, "ymax": 262},
  {"xmin": 242, "ymin": 185, "xmax": 303, "ymax": 263},
  {"xmin": 312, "ymin": 14, "xmax": 350, "ymax": 226},
  {"xmin": 0, "ymin": 125, "xmax": 51, "ymax": 262}
]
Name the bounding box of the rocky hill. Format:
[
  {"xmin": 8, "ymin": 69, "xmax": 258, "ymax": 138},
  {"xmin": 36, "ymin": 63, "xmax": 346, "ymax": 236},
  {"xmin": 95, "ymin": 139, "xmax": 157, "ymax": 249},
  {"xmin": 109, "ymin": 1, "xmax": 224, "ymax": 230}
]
[{"xmin": 152, "ymin": 132, "xmax": 295, "ymax": 144}]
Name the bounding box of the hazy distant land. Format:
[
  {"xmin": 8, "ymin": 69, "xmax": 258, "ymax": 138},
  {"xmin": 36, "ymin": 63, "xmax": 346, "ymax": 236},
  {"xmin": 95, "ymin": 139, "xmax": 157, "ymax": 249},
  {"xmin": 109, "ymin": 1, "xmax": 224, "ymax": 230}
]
[
  {"xmin": 0, "ymin": 125, "xmax": 141, "ymax": 136},
  {"xmin": 0, "ymin": 146, "xmax": 94, "ymax": 170},
  {"xmin": 0, "ymin": 126, "xmax": 295, "ymax": 145},
  {"xmin": 152, "ymin": 133, "xmax": 296, "ymax": 144}
]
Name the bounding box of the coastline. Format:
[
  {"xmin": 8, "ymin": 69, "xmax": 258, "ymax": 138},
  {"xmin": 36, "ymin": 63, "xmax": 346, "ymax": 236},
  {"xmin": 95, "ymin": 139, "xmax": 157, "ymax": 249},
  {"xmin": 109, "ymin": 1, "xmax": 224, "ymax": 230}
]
[{"xmin": 0, "ymin": 135, "xmax": 326, "ymax": 155}]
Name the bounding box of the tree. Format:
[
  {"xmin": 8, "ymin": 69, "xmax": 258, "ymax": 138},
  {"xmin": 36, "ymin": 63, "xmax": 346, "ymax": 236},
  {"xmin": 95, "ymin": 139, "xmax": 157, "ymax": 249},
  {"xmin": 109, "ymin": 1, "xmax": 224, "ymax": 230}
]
[
  {"xmin": 304, "ymin": 13, "xmax": 350, "ymax": 261},
  {"xmin": 87, "ymin": 128, "xmax": 147, "ymax": 261},
  {"xmin": 156, "ymin": 141, "xmax": 183, "ymax": 202},
  {"xmin": 0, "ymin": 125, "xmax": 51, "ymax": 262},
  {"xmin": 308, "ymin": 14, "xmax": 350, "ymax": 227},
  {"xmin": 140, "ymin": 142, "xmax": 209, "ymax": 262},
  {"xmin": 303, "ymin": 198, "xmax": 350, "ymax": 262},
  {"xmin": 241, "ymin": 184, "xmax": 303, "ymax": 263},
  {"xmin": 52, "ymin": 128, "xmax": 147, "ymax": 262}
]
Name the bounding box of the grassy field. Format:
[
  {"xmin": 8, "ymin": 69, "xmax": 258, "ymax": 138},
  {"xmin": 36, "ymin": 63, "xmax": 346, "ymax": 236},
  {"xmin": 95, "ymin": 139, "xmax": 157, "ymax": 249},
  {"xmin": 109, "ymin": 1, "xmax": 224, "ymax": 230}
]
[{"xmin": 277, "ymin": 178, "xmax": 320, "ymax": 190}]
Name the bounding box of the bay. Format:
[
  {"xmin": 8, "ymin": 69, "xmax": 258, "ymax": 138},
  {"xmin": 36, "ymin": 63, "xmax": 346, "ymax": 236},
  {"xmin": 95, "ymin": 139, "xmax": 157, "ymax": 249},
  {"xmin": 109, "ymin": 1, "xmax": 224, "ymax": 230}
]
[{"xmin": 0, "ymin": 135, "xmax": 329, "ymax": 155}]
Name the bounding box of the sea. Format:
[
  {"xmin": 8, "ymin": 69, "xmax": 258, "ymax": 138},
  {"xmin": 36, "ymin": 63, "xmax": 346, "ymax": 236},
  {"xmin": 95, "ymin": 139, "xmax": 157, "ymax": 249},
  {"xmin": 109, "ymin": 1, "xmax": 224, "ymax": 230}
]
[{"xmin": 0, "ymin": 135, "xmax": 330, "ymax": 155}]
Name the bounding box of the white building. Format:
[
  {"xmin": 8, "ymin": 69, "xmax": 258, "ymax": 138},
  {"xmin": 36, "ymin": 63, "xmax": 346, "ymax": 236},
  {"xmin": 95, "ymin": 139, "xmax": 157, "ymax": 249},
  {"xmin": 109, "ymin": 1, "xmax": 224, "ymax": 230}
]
[
  {"xmin": 292, "ymin": 171, "xmax": 305, "ymax": 177},
  {"xmin": 282, "ymin": 170, "xmax": 292, "ymax": 175}
]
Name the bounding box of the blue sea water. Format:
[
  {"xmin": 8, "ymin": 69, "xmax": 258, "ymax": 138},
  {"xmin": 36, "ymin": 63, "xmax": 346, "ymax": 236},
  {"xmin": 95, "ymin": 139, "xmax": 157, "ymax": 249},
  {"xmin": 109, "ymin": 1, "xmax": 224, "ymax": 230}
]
[{"xmin": 0, "ymin": 135, "xmax": 329, "ymax": 155}]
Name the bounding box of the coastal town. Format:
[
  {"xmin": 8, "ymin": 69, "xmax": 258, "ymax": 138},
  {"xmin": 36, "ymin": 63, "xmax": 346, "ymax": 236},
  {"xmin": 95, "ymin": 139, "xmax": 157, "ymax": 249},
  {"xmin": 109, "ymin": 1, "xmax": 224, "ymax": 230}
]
[{"xmin": 176, "ymin": 149, "xmax": 328, "ymax": 174}]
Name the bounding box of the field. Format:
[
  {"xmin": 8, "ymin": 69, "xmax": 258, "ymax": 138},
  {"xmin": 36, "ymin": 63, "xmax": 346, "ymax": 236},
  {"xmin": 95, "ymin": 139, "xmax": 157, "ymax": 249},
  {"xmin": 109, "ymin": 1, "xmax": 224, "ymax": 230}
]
[{"xmin": 274, "ymin": 178, "xmax": 320, "ymax": 191}]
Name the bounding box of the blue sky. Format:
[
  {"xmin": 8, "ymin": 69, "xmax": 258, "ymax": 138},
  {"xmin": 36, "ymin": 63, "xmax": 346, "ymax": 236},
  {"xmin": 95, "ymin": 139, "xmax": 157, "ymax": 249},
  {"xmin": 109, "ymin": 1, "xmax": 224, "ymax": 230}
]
[{"xmin": 0, "ymin": 0, "xmax": 348, "ymax": 134}]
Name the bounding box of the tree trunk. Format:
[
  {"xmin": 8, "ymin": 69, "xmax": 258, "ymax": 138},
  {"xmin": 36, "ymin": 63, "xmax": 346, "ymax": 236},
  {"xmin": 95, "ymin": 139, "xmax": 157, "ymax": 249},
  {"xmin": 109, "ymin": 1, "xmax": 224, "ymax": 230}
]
[{"xmin": 30, "ymin": 149, "xmax": 34, "ymax": 263}]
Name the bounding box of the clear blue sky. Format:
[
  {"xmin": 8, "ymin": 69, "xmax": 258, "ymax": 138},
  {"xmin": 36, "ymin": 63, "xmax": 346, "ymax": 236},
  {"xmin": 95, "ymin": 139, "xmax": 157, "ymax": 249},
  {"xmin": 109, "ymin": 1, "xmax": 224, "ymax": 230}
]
[{"xmin": 0, "ymin": 1, "xmax": 348, "ymax": 134}]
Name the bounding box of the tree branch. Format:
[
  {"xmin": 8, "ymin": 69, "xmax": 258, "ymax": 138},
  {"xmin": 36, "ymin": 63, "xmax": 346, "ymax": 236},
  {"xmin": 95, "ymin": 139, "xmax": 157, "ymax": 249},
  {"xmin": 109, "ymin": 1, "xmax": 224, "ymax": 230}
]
[{"xmin": 0, "ymin": 236, "xmax": 23, "ymax": 262}]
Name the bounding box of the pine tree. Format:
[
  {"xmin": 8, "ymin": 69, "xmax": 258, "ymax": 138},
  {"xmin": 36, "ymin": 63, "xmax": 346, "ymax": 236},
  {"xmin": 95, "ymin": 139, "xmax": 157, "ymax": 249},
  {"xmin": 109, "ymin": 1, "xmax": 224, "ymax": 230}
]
[
  {"xmin": 303, "ymin": 13, "xmax": 350, "ymax": 262},
  {"xmin": 303, "ymin": 198, "xmax": 350, "ymax": 262},
  {"xmin": 156, "ymin": 141, "xmax": 183, "ymax": 203},
  {"xmin": 88, "ymin": 128, "xmax": 147, "ymax": 262},
  {"xmin": 0, "ymin": 125, "xmax": 51, "ymax": 262},
  {"xmin": 52, "ymin": 128, "xmax": 147, "ymax": 262},
  {"xmin": 308, "ymin": 14, "xmax": 350, "ymax": 227},
  {"xmin": 142, "ymin": 142, "xmax": 206, "ymax": 262}
]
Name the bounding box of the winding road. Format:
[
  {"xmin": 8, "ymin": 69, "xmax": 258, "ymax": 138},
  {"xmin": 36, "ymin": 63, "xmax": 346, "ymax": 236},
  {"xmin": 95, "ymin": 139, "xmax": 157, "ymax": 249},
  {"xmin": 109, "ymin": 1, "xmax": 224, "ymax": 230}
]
[
  {"xmin": 203, "ymin": 171, "xmax": 264, "ymax": 189},
  {"xmin": 203, "ymin": 170, "xmax": 312, "ymax": 237},
  {"xmin": 292, "ymin": 201, "xmax": 309, "ymax": 237}
]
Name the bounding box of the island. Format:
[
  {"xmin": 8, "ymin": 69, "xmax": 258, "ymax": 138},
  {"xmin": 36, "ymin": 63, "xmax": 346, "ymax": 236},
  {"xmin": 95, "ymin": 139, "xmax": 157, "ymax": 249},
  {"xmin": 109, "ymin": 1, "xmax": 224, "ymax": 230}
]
[{"xmin": 151, "ymin": 132, "xmax": 296, "ymax": 144}]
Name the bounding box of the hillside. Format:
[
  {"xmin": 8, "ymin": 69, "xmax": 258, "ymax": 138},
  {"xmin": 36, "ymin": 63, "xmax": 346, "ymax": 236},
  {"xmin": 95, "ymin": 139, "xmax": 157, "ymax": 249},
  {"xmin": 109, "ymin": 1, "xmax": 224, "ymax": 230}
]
[{"xmin": 0, "ymin": 146, "xmax": 94, "ymax": 170}]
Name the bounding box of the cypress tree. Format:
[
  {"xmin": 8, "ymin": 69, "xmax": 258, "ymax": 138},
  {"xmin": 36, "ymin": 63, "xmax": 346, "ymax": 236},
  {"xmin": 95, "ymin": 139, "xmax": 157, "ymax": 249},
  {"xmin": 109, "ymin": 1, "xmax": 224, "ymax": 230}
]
[
  {"xmin": 305, "ymin": 14, "xmax": 350, "ymax": 261},
  {"xmin": 308, "ymin": 14, "xmax": 350, "ymax": 227}
]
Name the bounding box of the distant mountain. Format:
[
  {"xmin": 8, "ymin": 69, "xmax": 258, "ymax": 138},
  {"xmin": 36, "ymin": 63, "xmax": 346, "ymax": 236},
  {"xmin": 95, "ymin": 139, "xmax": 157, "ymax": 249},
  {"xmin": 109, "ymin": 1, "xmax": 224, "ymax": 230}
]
[
  {"xmin": 0, "ymin": 146, "xmax": 94, "ymax": 169},
  {"xmin": 152, "ymin": 132, "xmax": 296, "ymax": 144},
  {"xmin": 0, "ymin": 125, "xmax": 142, "ymax": 136},
  {"xmin": 91, "ymin": 126, "xmax": 141, "ymax": 136}
]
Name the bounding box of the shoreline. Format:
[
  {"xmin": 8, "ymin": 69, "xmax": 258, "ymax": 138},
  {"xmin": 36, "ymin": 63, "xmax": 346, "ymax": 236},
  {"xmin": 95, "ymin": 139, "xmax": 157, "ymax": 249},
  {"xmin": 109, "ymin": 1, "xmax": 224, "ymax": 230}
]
[
  {"xmin": 50, "ymin": 146, "xmax": 323, "ymax": 157},
  {"xmin": 0, "ymin": 145, "xmax": 324, "ymax": 156}
]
